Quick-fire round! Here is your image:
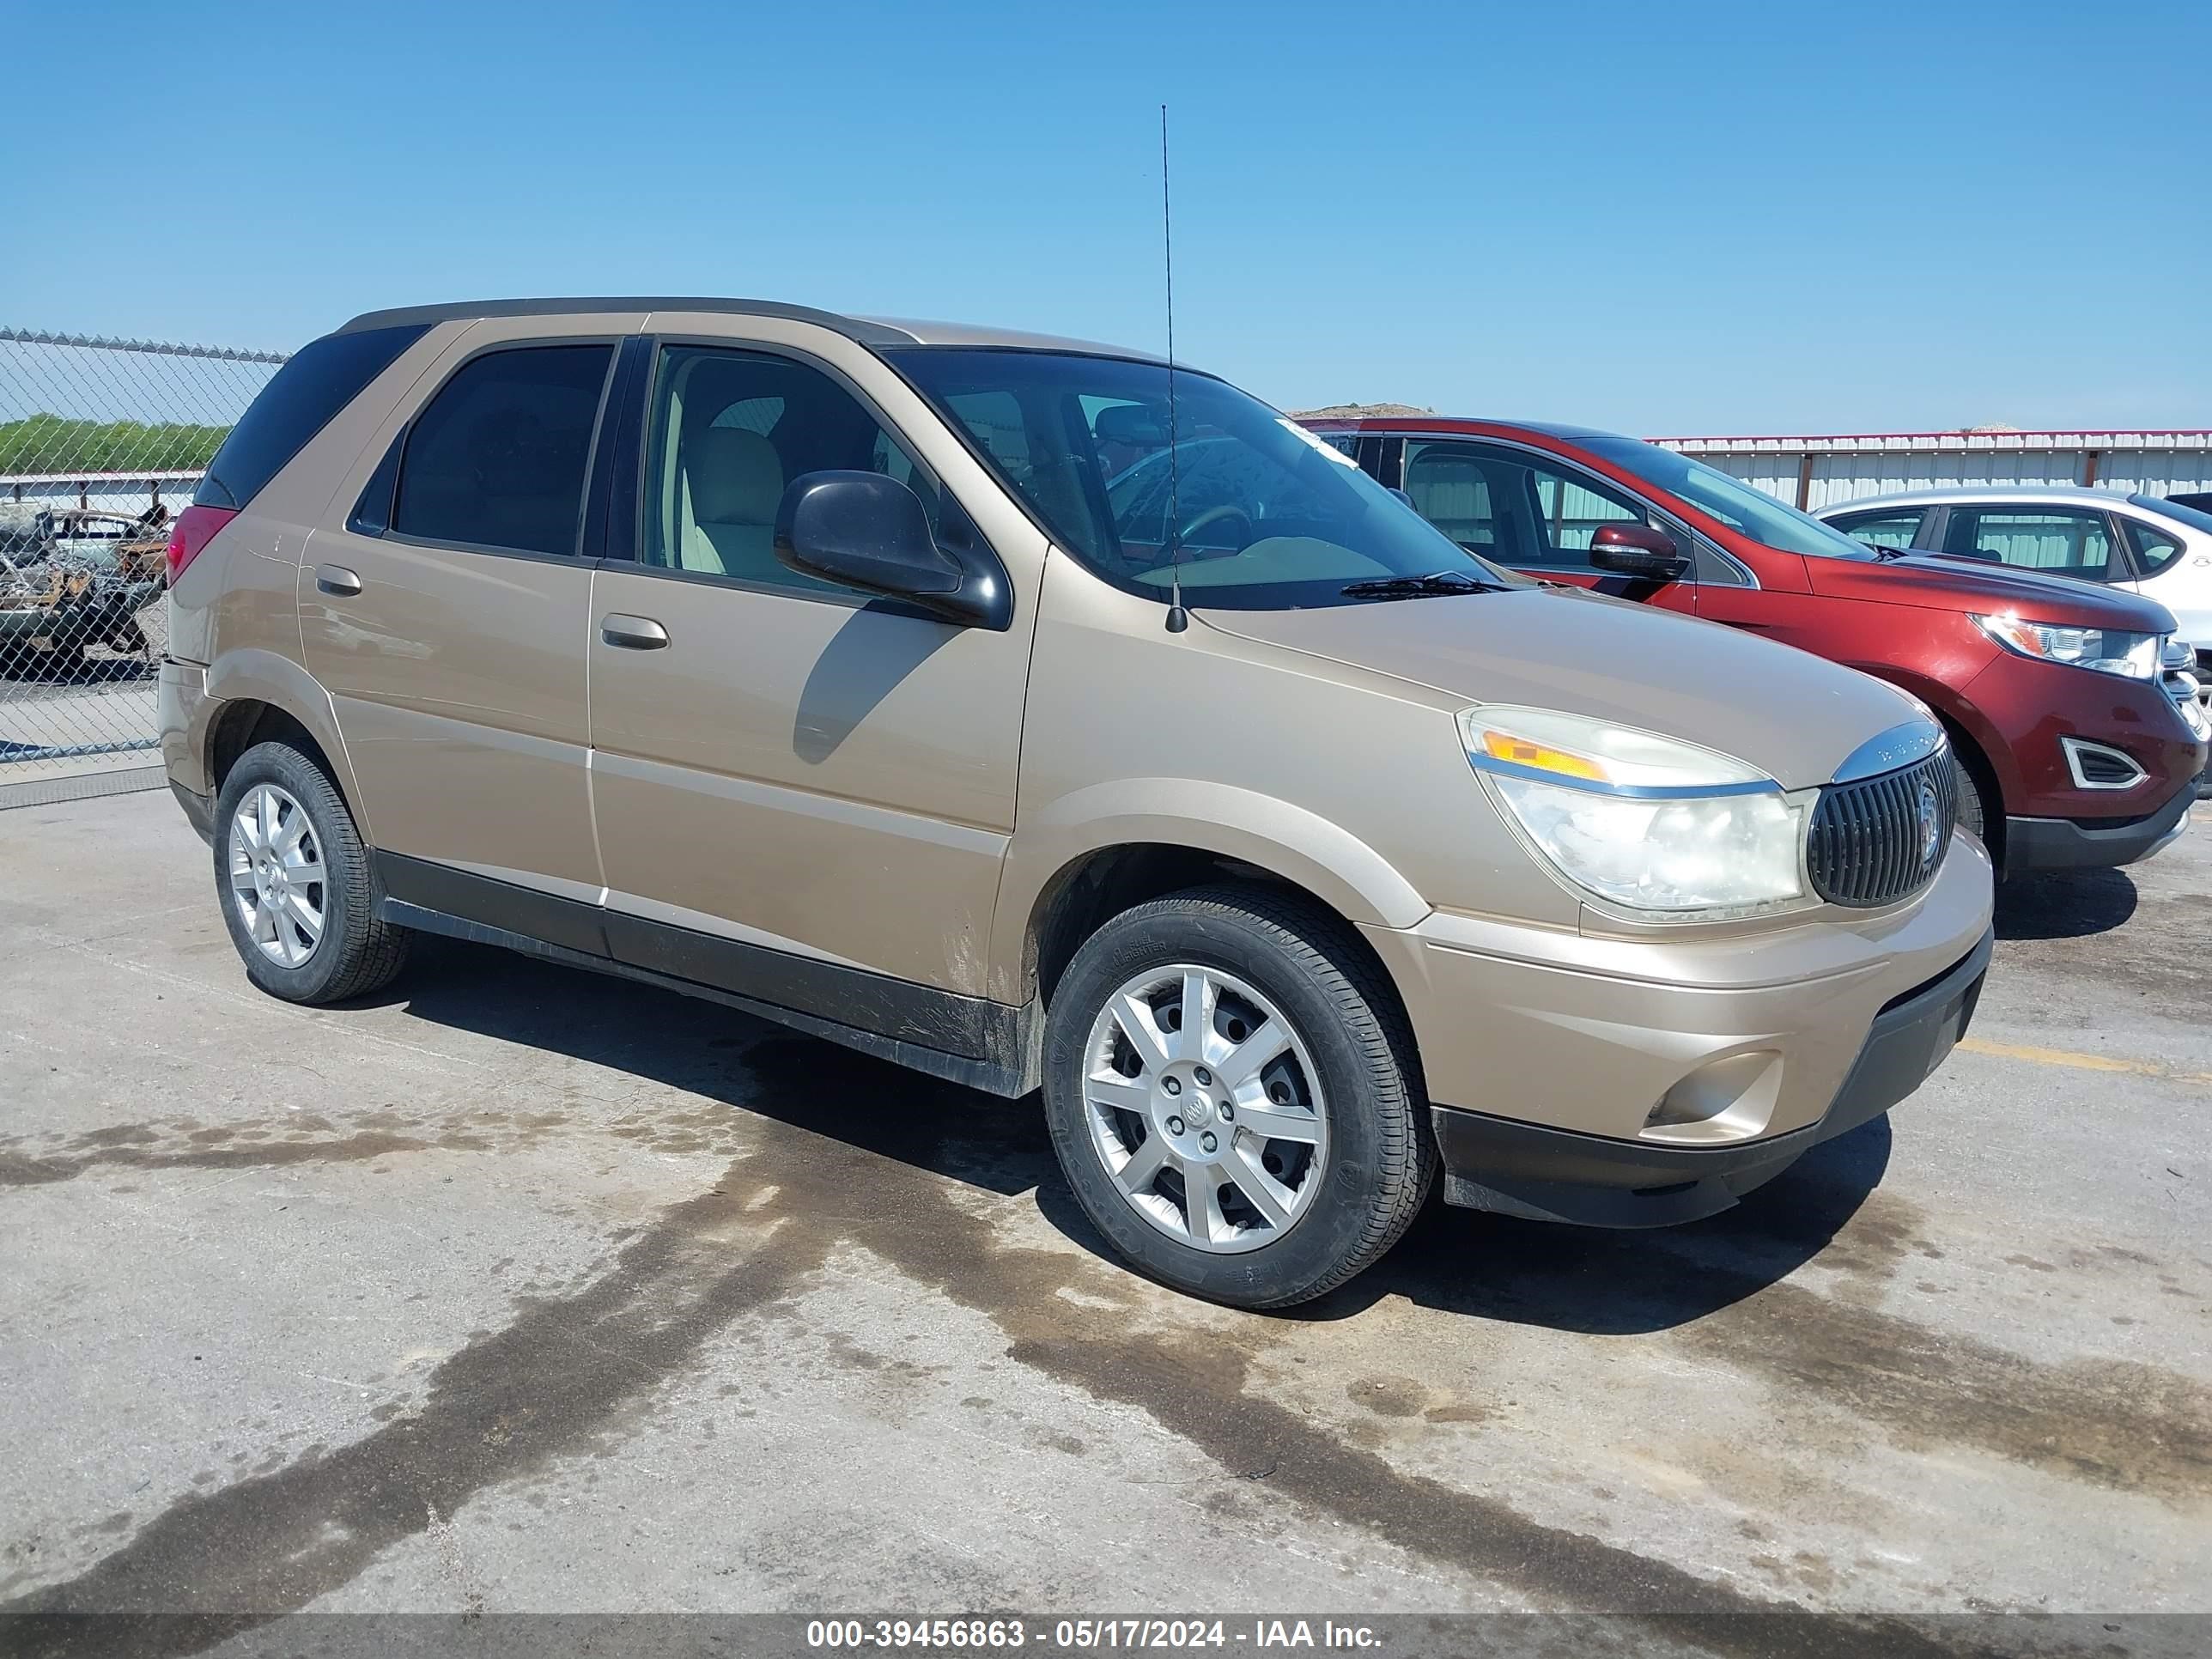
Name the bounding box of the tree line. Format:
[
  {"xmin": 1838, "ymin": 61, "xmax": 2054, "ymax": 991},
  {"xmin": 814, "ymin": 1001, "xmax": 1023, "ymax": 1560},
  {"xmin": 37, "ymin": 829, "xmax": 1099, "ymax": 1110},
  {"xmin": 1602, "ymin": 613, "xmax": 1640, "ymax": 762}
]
[{"xmin": 0, "ymin": 414, "xmax": 231, "ymax": 476}]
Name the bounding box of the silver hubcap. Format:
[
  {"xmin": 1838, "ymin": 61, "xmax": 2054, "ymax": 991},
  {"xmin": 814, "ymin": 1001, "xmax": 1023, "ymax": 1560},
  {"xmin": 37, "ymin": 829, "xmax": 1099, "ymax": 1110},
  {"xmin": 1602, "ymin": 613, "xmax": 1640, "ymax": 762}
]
[
  {"xmin": 1081, "ymin": 964, "xmax": 1328, "ymax": 1254},
  {"xmin": 228, "ymin": 783, "xmax": 326, "ymax": 968}
]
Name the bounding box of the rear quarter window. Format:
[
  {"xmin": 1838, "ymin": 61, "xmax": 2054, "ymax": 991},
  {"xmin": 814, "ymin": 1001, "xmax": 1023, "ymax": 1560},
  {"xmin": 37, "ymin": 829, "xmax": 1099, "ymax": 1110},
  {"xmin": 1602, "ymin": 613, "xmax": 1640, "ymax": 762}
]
[
  {"xmin": 389, "ymin": 343, "xmax": 613, "ymax": 558},
  {"xmin": 2121, "ymin": 516, "xmax": 2188, "ymax": 578},
  {"xmin": 193, "ymin": 323, "xmax": 428, "ymax": 509}
]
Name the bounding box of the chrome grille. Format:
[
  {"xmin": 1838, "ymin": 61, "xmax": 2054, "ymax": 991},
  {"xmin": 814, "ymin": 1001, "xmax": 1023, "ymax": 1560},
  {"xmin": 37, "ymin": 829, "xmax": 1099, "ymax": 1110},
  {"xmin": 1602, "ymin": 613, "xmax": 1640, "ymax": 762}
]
[{"xmin": 1807, "ymin": 751, "xmax": 1956, "ymax": 908}]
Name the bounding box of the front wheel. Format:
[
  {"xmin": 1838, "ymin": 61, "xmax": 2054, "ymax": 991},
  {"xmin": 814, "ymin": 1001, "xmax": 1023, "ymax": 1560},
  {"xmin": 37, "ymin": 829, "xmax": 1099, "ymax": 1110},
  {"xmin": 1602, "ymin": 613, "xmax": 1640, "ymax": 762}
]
[
  {"xmin": 1951, "ymin": 751, "xmax": 1990, "ymax": 845},
  {"xmin": 1042, "ymin": 884, "xmax": 1433, "ymax": 1310}
]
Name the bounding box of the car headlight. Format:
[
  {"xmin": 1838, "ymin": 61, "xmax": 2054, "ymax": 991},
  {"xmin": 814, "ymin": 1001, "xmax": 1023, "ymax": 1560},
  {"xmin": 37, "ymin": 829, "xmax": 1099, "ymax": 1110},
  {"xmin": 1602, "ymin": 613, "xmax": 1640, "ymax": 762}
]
[
  {"xmin": 1973, "ymin": 614, "xmax": 2162, "ymax": 680},
  {"xmin": 1458, "ymin": 706, "xmax": 1808, "ymax": 917}
]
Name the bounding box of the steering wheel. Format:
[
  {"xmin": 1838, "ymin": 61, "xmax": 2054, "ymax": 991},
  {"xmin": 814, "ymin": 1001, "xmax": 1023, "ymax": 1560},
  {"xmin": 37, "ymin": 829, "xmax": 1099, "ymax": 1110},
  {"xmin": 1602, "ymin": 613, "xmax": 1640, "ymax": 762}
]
[{"xmin": 1176, "ymin": 502, "xmax": 1252, "ymax": 546}]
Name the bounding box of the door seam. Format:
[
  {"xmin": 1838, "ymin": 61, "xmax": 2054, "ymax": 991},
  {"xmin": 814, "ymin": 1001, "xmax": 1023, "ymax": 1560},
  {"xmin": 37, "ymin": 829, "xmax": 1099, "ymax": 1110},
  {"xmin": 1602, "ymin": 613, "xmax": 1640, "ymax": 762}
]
[{"xmin": 584, "ymin": 563, "xmax": 611, "ymax": 899}]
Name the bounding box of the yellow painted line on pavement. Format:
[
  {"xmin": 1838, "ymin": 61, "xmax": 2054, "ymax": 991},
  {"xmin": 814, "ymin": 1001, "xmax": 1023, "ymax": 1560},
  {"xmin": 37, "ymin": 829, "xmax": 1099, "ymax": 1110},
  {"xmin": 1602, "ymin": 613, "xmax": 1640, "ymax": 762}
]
[{"xmin": 1956, "ymin": 1036, "xmax": 2212, "ymax": 1087}]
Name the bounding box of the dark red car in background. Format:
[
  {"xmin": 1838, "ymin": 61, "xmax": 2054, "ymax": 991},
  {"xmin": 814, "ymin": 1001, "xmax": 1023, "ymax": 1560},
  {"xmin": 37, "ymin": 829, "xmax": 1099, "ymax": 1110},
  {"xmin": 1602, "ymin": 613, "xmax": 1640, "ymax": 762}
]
[{"xmin": 1304, "ymin": 417, "xmax": 2207, "ymax": 874}]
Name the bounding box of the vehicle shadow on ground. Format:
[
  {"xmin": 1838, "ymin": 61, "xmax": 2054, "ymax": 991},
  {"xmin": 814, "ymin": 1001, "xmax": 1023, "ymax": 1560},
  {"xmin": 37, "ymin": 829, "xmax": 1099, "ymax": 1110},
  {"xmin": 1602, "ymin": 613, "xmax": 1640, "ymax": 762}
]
[
  {"xmin": 380, "ymin": 936, "xmax": 1887, "ymax": 1338},
  {"xmin": 374, "ymin": 937, "xmax": 1059, "ymax": 1204},
  {"xmin": 1994, "ymin": 866, "xmax": 2137, "ymax": 940},
  {"xmin": 1287, "ymin": 1119, "xmax": 1892, "ymax": 1334}
]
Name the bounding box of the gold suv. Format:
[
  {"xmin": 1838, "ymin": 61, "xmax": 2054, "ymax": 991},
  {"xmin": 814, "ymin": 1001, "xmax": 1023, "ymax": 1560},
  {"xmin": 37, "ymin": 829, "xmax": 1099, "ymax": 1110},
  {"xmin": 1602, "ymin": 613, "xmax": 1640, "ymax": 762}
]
[{"xmin": 158, "ymin": 300, "xmax": 1995, "ymax": 1307}]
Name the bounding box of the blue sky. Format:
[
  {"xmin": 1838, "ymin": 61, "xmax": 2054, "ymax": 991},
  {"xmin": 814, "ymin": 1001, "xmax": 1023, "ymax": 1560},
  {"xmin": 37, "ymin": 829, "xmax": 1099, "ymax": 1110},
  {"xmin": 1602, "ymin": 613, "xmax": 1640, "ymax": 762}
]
[{"xmin": 9, "ymin": 0, "xmax": 2208, "ymax": 434}]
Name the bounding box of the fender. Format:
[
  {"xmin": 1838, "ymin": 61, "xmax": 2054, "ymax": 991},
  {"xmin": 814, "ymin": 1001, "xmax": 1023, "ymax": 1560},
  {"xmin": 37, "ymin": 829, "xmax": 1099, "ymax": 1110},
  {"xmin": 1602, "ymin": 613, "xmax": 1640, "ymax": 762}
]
[
  {"xmin": 202, "ymin": 647, "xmax": 375, "ymax": 844},
  {"xmin": 1832, "ymin": 659, "xmax": 2014, "ymax": 807},
  {"xmin": 987, "ymin": 776, "xmax": 1431, "ymax": 1004}
]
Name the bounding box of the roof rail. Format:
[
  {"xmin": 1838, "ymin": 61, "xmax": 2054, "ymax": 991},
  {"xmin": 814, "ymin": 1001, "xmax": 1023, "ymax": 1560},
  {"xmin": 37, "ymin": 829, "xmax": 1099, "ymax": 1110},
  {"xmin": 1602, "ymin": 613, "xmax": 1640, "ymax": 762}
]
[{"xmin": 333, "ymin": 297, "xmax": 917, "ymax": 346}]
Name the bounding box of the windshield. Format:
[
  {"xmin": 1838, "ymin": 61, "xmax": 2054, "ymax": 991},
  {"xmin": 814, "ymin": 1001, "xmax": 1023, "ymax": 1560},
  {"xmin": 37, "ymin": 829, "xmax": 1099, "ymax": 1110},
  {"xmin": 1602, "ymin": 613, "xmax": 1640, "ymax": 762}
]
[
  {"xmin": 2135, "ymin": 493, "xmax": 2212, "ymax": 537},
  {"xmin": 883, "ymin": 348, "xmax": 1522, "ymax": 608},
  {"xmin": 1580, "ymin": 436, "xmax": 1883, "ymax": 562}
]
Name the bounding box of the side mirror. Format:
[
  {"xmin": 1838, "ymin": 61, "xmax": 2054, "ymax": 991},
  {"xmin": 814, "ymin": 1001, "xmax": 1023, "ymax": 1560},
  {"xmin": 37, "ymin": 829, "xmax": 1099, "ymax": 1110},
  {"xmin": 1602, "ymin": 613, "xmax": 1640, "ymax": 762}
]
[
  {"xmin": 1388, "ymin": 487, "xmax": 1416, "ymax": 509},
  {"xmin": 775, "ymin": 471, "xmax": 1000, "ymax": 626},
  {"xmin": 1588, "ymin": 521, "xmax": 1690, "ymax": 583}
]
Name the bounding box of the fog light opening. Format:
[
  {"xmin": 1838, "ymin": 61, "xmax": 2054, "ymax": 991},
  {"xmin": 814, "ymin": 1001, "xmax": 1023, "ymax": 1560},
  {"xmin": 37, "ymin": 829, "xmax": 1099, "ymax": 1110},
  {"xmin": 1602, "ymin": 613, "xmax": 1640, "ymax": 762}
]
[{"xmin": 1640, "ymin": 1050, "xmax": 1783, "ymax": 1146}]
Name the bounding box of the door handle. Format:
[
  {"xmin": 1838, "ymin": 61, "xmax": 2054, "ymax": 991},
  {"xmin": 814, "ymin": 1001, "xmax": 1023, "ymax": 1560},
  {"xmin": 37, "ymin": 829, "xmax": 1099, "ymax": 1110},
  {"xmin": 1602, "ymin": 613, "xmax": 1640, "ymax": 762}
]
[
  {"xmin": 315, "ymin": 563, "xmax": 362, "ymax": 598},
  {"xmin": 601, "ymin": 614, "xmax": 670, "ymax": 650}
]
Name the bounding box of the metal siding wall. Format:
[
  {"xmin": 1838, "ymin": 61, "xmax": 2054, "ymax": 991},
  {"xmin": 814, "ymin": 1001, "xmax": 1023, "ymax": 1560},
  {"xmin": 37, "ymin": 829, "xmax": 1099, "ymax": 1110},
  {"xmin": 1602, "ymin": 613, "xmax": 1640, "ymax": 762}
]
[
  {"xmin": 1660, "ymin": 434, "xmax": 2212, "ymax": 508},
  {"xmin": 2093, "ymin": 450, "xmax": 2212, "ymax": 496}
]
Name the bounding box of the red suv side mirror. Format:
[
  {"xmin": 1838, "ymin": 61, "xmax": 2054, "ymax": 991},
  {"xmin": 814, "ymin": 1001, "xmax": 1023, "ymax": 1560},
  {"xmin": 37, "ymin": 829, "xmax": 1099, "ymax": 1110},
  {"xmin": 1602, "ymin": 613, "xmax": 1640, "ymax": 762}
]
[{"xmin": 1589, "ymin": 522, "xmax": 1691, "ymax": 583}]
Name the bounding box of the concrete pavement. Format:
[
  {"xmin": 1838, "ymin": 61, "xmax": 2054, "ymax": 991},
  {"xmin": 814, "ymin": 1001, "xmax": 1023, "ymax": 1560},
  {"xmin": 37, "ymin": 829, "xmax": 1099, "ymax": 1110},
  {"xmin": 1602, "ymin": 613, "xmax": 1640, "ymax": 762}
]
[{"xmin": 1, "ymin": 793, "xmax": 2206, "ymax": 1647}]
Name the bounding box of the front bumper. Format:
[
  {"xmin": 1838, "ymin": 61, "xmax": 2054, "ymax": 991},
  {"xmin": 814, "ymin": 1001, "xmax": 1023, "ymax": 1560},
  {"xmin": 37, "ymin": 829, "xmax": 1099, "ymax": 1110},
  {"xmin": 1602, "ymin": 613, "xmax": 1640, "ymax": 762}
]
[
  {"xmin": 1966, "ymin": 649, "xmax": 2204, "ymax": 822},
  {"xmin": 1429, "ymin": 929, "xmax": 1990, "ymax": 1225},
  {"xmin": 2004, "ymin": 780, "xmax": 2192, "ymax": 872},
  {"xmin": 1359, "ymin": 830, "xmax": 1995, "ymax": 1229}
]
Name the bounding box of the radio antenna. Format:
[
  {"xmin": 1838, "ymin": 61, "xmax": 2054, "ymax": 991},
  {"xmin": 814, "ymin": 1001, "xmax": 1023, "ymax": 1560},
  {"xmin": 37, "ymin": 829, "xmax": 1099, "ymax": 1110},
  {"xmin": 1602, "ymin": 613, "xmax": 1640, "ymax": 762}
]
[{"xmin": 1160, "ymin": 103, "xmax": 1188, "ymax": 635}]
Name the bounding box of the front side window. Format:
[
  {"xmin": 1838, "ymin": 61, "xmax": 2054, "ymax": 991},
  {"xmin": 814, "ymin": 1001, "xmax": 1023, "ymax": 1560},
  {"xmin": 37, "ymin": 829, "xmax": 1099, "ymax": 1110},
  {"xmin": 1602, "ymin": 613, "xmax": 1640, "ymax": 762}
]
[
  {"xmin": 885, "ymin": 349, "xmax": 1518, "ymax": 610},
  {"xmin": 1579, "ymin": 437, "xmax": 1883, "ymax": 562},
  {"xmin": 1534, "ymin": 471, "xmax": 1644, "ymax": 555},
  {"xmin": 1943, "ymin": 507, "xmax": 2113, "ymax": 577},
  {"xmin": 1827, "ymin": 509, "xmax": 1925, "ymax": 551},
  {"xmin": 2120, "ymin": 515, "xmax": 2186, "ymax": 578},
  {"xmin": 641, "ymin": 345, "xmax": 937, "ymax": 598},
  {"xmin": 392, "ymin": 343, "xmax": 612, "ymax": 556},
  {"xmin": 1401, "ymin": 441, "xmax": 1648, "ymax": 569}
]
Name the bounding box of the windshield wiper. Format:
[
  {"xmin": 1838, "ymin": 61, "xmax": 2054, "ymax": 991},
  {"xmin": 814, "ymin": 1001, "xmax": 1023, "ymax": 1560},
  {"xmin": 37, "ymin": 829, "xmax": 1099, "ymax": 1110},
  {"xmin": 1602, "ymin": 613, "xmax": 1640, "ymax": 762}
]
[{"xmin": 1340, "ymin": 569, "xmax": 1504, "ymax": 599}]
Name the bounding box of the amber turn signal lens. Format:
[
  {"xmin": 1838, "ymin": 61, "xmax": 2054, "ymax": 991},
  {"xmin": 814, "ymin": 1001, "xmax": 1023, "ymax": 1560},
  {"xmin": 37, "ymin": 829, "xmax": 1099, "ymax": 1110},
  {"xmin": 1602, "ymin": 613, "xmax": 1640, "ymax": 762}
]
[{"xmin": 1480, "ymin": 730, "xmax": 1608, "ymax": 782}]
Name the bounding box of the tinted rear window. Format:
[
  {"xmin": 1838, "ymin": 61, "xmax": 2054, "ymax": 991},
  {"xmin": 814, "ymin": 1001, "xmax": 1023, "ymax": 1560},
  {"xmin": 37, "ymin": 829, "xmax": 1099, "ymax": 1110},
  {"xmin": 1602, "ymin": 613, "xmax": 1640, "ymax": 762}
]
[
  {"xmin": 390, "ymin": 343, "xmax": 613, "ymax": 557},
  {"xmin": 193, "ymin": 323, "xmax": 428, "ymax": 510}
]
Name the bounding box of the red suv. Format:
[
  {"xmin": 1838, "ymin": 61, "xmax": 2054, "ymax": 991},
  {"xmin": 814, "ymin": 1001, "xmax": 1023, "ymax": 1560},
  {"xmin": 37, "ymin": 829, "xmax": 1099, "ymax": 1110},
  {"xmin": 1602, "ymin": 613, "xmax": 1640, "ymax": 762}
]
[{"xmin": 1305, "ymin": 417, "xmax": 2207, "ymax": 873}]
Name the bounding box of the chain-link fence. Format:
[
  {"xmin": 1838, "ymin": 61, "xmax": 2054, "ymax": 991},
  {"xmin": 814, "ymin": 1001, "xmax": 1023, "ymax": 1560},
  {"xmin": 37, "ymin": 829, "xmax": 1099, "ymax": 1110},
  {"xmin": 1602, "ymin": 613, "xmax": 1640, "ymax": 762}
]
[{"xmin": 1, "ymin": 328, "xmax": 287, "ymax": 798}]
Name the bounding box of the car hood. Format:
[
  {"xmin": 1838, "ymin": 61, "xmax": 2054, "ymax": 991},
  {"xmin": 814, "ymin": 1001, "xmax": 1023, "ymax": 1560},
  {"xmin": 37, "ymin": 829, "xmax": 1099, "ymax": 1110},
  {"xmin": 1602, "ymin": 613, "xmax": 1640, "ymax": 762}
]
[
  {"xmin": 1198, "ymin": 586, "xmax": 1925, "ymax": 792},
  {"xmin": 1810, "ymin": 551, "xmax": 2179, "ymax": 632}
]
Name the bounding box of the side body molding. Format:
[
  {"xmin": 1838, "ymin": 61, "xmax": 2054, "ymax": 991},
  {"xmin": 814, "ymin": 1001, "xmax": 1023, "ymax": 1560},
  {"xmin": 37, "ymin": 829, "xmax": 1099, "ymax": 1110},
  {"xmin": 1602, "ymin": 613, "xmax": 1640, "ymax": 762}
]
[{"xmin": 987, "ymin": 776, "xmax": 1432, "ymax": 1004}]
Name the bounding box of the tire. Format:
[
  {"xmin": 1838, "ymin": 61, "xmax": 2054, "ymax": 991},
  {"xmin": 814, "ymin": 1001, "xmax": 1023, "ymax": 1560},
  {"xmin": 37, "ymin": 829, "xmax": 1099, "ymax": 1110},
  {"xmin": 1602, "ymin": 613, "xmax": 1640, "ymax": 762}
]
[
  {"xmin": 1042, "ymin": 883, "xmax": 1434, "ymax": 1310},
  {"xmin": 1951, "ymin": 751, "xmax": 1990, "ymax": 847},
  {"xmin": 213, "ymin": 740, "xmax": 410, "ymax": 1004}
]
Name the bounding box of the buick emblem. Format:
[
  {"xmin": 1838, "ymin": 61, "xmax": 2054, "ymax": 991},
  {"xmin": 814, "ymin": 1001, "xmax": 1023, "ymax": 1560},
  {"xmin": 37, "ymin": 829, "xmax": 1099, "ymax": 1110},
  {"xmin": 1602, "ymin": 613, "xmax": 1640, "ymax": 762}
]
[{"xmin": 1917, "ymin": 781, "xmax": 1942, "ymax": 869}]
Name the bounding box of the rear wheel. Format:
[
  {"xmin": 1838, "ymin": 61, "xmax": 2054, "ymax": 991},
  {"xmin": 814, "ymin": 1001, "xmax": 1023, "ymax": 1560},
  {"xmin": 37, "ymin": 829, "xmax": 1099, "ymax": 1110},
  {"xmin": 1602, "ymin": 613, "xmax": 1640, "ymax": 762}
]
[
  {"xmin": 214, "ymin": 741, "xmax": 410, "ymax": 1004},
  {"xmin": 1042, "ymin": 884, "xmax": 1433, "ymax": 1309}
]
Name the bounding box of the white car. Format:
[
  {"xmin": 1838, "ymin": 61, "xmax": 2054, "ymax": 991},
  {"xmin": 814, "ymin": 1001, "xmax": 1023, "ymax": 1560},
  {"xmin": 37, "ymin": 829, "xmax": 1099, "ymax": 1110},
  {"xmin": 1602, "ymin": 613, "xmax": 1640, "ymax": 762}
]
[{"xmin": 1817, "ymin": 486, "xmax": 2212, "ymax": 678}]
